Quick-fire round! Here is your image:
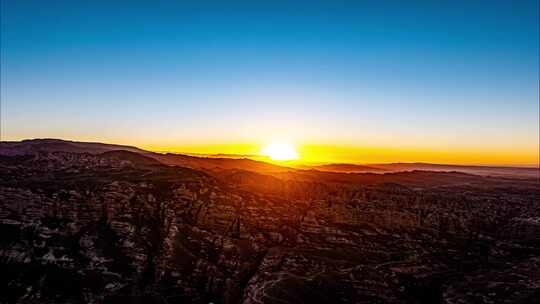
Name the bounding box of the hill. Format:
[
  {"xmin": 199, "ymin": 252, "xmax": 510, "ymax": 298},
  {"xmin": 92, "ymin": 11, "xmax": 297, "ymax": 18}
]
[
  {"xmin": 99, "ymin": 150, "xmax": 162, "ymax": 166},
  {"xmin": 306, "ymin": 163, "xmax": 387, "ymax": 173},
  {"xmin": 0, "ymin": 139, "xmax": 293, "ymax": 174},
  {"xmin": 149, "ymin": 152, "xmax": 293, "ymax": 173},
  {"xmin": 0, "ymin": 138, "xmax": 146, "ymax": 156},
  {"xmin": 368, "ymin": 162, "xmax": 539, "ymax": 178}
]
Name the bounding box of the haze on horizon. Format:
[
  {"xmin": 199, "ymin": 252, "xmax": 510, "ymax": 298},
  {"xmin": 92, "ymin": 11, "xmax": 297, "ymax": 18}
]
[{"xmin": 1, "ymin": 1, "xmax": 539, "ymax": 166}]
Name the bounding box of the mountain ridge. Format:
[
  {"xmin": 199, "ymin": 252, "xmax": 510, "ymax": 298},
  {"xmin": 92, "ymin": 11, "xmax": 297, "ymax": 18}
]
[{"xmin": 1, "ymin": 138, "xmax": 537, "ymax": 178}]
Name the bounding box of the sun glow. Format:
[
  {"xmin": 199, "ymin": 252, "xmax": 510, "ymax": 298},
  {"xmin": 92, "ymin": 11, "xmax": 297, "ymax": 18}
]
[{"xmin": 261, "ymin": 142, "xmax": 299, "ymax": 161}]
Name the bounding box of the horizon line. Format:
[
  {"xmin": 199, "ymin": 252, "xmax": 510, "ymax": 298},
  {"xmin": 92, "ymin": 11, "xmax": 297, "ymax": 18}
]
[{"xmin": 2, "ymin": 137, "xmax": 539, "ymax": 169}]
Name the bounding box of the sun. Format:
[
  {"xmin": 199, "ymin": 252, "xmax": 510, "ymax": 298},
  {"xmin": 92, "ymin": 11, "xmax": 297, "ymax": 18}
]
[{"xmin": 261, "ymin": 142, "xmax": 299, "ymax": 161}]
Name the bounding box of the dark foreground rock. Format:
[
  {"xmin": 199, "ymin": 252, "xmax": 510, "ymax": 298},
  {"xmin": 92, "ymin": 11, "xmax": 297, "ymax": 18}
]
[{"xmin": 0, "ymin": 151, "xmax": 539, "ymax": 303}]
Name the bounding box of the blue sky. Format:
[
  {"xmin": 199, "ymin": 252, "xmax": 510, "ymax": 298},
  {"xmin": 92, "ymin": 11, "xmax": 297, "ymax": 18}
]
[{"xmin": 1, "ymin": 1, "xmax": 539, "ymax": 164}]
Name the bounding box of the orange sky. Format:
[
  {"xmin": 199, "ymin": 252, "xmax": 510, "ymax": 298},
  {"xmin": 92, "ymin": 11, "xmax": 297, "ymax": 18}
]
[
  {"xmin": 1, "ymin": 132, "xmax": 537, "ymax": 166},
  {"xmin": 138, "ymin": 141, "xmax": 539, "ymax": 167}
]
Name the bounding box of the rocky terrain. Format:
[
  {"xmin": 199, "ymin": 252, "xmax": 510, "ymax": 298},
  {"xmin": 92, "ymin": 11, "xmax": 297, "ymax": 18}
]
[{"xmin": 0, "ymin": 140, "xmax": 539, "ymax": 303}]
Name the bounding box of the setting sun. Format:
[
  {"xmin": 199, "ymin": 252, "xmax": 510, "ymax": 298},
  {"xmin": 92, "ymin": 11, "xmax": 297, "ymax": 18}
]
[{"xmin": 261, "ymin": 142, "xmax": 299, "ymax": 161}]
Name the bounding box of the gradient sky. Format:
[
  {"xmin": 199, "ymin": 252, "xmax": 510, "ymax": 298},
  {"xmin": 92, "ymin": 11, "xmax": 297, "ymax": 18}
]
[{"xmin": 1, "ymin": 0, "xmax": 539, "ymax": 165}]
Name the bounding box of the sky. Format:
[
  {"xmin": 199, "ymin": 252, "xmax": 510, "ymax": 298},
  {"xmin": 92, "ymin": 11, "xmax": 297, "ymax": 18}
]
[{"xmin": 1, "ymin": 0, "xmax": 539, "ymax": 165}]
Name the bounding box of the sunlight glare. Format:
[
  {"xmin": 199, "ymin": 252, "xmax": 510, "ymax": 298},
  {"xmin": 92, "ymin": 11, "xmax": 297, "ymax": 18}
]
[{"xmin": 261, "ymin": 142, "xmax": 299, "ymax": 161}]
